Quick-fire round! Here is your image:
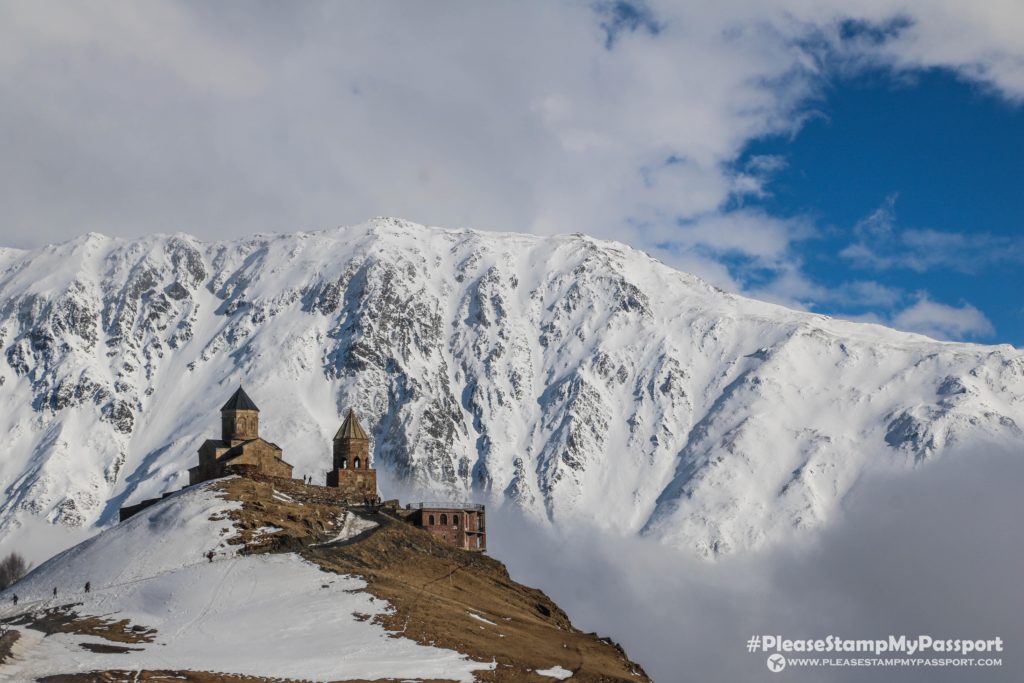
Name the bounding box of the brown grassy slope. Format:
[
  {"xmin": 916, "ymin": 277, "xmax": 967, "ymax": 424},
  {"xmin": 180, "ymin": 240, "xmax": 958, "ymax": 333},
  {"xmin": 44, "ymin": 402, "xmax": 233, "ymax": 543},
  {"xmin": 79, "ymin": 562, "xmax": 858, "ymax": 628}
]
[{"xmin": 216, "ymin": 476, "xmax": 651, "ymax": 683}]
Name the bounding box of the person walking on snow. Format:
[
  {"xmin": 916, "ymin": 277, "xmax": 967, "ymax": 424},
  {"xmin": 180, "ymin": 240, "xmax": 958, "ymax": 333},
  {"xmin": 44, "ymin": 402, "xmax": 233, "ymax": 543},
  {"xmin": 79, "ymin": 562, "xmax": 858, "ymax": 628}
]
[
  {"xmin": 84, "ymin": 581, "xmax": 91, "ymax": 593},
  {"xmin": 52, "ymin": 587, "xmax": 57, "ymax": 598},
  {"xmin": 11, "ymin": 594, "xmax": 16, "ymax": 606}
]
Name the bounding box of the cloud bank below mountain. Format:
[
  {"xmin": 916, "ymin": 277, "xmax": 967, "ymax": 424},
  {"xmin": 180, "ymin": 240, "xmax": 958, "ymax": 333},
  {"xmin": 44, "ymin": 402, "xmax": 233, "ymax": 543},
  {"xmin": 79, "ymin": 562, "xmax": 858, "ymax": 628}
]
[{"xmin": 491, "ymin": 443, "xmax": 1023, "ymax": 682}]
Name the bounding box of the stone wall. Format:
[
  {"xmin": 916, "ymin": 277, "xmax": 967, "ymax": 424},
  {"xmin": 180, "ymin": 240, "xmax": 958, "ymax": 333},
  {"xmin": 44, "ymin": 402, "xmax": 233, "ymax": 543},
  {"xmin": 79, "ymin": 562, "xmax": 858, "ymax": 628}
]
[
  {"xmin": 325, "ymin": 468, "xmax": 377, "ymax": 502},
  {"xmin": 228, "ymin": 441, "xmax": 292, "ymax": 479}
]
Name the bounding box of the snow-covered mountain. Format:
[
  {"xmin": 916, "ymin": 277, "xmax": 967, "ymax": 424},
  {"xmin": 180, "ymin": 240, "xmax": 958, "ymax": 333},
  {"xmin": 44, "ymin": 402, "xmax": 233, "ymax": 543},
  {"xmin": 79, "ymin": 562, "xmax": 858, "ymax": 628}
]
[{"xmin": 0, "ymin": 219, "xmax": 1021, "ymax": 558}]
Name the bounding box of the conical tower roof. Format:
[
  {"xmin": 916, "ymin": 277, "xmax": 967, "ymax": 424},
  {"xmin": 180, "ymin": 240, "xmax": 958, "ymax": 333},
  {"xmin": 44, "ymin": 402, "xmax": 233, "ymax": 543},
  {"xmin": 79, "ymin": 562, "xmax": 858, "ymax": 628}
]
[
  {"xmin": 221, "ymin": 385, "xmax": 259, "ymax": 412},
  {"xmin": 334, "ymin": 408, "xmax": 368, "ymax": 440}
]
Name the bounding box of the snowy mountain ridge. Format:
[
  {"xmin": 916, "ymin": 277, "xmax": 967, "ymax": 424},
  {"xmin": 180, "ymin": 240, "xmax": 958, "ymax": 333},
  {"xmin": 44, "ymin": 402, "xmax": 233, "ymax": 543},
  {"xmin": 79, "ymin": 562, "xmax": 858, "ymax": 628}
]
[{"xmin": 0, "ymin": 218, "xmax": 1021, "ymax": 558}]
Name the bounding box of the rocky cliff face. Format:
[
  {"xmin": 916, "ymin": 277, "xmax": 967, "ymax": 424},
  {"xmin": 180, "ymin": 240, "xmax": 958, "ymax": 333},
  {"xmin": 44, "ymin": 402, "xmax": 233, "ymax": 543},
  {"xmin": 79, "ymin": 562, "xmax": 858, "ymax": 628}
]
[{"xmin": 0, "ymin": 219, "xmax": 1021, "ymax": 557}]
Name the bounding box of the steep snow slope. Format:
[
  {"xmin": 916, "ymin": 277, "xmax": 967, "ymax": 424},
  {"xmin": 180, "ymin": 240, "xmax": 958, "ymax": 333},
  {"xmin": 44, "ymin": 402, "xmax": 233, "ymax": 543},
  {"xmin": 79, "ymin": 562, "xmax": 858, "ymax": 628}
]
[
  {"xmin": 0, "ymin": 219, "xmax": 1021, "ymax": 558},
  {"xmin": 0, "ymin": 482, "xmax": 491, "ymax": 681}
]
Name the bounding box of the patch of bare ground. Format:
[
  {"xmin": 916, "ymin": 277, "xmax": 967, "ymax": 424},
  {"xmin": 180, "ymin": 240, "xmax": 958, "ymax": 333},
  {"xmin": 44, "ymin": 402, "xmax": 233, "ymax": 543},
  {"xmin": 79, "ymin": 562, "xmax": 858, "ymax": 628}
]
[
  {"xmin": 210, "ymin": 477, "xmax": 351, "ymax": 553},
  {"xmin": 216, "ymin": 477, "xmax": 651, "ymax": 682},
  {"xmin": 0, "ymin": 629, "xmax": 19, "ymax": 663},
  {"xmin": 78, "ymin": 642, "xmax": 144, "ymax": 654},
  {"xmin": 2, "ymin": 604, "xmax": 156, "ymax": 644}
]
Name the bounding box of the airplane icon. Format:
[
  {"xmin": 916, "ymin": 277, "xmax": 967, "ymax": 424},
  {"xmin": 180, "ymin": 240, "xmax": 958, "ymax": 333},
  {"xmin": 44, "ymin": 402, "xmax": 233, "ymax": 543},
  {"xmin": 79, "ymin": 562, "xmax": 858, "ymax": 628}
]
[{"xmin": 767, "ymin": 654, "xmax": 787, "ymax": 672}]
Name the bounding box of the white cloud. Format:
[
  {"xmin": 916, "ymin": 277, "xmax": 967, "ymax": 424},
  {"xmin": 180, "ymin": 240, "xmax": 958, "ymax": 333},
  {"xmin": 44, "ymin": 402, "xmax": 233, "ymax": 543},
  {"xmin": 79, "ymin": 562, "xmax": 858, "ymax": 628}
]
[
  {"xmin": 840, "ymin": 280, "xmax": 905, "ymax": 307},
  {"xmin": 492, "ymin": 446, "xmax": 1024, "ymax": 682},
  {"xmin": 0, "ymin": 1, "xmax": 1019, "ymax": 340},
  {"xmin": 761, "ymin": 276, "xmax": 908, "ymax": 312},
  {"xmin": 0, "ymin": 1, "xmax": 1020, "ymax": 245},
  {"xmin": 891, "ymin": 296, "xmax": 996, "ymax": 340},
  {"xmin": 0, "ymin": 1, "xmax": 263, "ymax": 95},
  {"xmin": 859, "ymin": 0, "xmax": 1024, "ymax": 101},
  {"xmin": 670, "ymin": 210, "xmax": 812, "ymax": 263}
]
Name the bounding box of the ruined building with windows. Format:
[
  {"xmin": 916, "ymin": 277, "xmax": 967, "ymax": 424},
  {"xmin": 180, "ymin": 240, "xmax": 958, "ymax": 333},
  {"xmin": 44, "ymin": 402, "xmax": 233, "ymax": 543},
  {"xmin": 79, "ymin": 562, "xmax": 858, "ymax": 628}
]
[{"xmin": 402, "ymin": 503, "xmax": 486, "ymax": 551}]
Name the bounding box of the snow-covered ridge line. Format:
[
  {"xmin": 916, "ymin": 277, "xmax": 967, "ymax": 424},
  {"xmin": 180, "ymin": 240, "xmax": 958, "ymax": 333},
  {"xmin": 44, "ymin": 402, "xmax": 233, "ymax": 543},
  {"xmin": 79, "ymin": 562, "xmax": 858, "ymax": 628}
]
[{"xmin": 0, "ymin": 217, "xmax": 1021, "ymax": 559}]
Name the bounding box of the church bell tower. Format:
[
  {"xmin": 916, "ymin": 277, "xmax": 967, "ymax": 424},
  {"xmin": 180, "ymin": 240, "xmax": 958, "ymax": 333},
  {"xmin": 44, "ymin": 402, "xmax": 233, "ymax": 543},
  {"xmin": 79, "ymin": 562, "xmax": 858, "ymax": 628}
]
[
  {"xmin": 326, "ymin": 408, "xmax": 377, "ymax": 499},
  {"xmin": 221, "ymin": 386, "xmax": 260, "ymax": 442}
]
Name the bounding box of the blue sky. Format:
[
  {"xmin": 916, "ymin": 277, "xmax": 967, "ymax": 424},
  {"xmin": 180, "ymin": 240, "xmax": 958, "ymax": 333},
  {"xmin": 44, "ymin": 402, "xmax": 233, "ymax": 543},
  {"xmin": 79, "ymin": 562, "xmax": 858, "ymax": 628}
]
[
  {"xmin": 736, "ymin": 68, "xmax": 1024, "ymax": 345},
  {"xmin": 0, "ymin": 2, "xmax": 1021, "ymax": 345}
]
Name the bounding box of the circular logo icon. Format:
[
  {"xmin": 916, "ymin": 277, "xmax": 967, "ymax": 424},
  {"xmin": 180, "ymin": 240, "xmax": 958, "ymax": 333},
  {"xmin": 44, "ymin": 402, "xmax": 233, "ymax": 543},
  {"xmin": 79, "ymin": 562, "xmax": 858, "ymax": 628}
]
[{"xmin": 767, "ymin": 654, "xmax": 787, "ymax": 672}]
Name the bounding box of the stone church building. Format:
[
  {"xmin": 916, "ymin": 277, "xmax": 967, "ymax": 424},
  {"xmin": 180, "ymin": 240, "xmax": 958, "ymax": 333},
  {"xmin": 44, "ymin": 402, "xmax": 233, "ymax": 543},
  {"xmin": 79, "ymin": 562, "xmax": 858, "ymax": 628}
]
[
  {"xmin": 156, "ymin": 387, "xmax": 485, "ymax": 552},
  {"xmin": 188, "ymin": 387, "xmax": 377, "ymax": 504},
  {"xmin": 188, "ymin": 387, "xmax": 294, "ymax": 484}
]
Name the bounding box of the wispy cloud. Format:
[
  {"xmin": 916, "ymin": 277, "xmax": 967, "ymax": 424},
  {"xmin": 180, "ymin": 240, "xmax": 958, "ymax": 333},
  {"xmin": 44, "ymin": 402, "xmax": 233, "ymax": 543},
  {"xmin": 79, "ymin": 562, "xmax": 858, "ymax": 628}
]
[
  {"xmin": 841, "ymin": 195, "xmax": 1024, "ymax": 273},
  {"xmin": 890, "ymin": 295, "xmax": 996, "ymax": 340},
  {"xmin": 596, "ymin": 1, "xmax": 662, "ymax": 50},
  {"xmin": 809, "ymin": 288, "xmax": 997, "ymax": 342},
  {"xmin": 746, "ymin": 273, "xmax": 995, "ymax": 342}
]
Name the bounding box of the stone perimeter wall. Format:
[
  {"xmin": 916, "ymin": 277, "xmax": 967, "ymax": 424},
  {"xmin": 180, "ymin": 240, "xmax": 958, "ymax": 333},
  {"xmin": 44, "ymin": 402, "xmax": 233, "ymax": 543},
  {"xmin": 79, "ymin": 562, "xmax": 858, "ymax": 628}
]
[{"xmin": 120, "ymin": 469, "xmax": 356, "ymax": 522}]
